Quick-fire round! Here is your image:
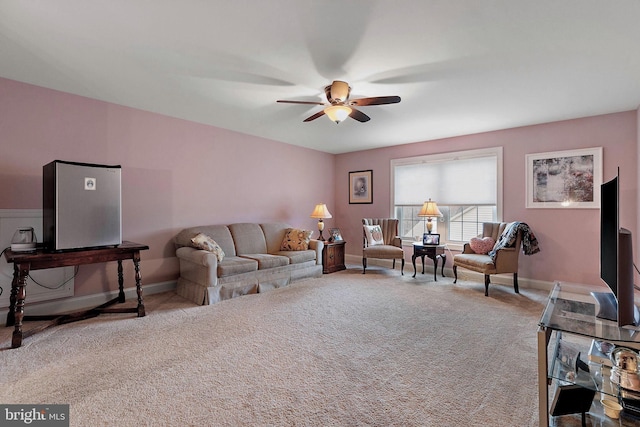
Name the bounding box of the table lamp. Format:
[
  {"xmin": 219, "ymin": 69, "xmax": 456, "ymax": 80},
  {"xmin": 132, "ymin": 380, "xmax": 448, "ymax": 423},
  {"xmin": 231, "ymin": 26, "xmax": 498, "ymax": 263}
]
[
  {"xmin": 418, "ymin": 198, "xmax": 443, "ymax": 234},
  {"xmin": 310, "ymin": 203, "xmax": 332, "ymax": 241}
]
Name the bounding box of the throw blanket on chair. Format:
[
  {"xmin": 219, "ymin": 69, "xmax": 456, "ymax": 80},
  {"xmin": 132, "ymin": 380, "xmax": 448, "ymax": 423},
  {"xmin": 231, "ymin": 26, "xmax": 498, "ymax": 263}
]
[{"xmin": 489, "ymin": 221, "xmax": 541, "ymax": 260}]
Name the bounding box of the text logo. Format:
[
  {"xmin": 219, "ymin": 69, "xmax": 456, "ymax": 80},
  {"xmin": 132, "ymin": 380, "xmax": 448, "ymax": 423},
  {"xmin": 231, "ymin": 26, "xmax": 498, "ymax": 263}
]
[{"xmin": 1, "ymin": 405, "xmax": 69, "ymax": 426}]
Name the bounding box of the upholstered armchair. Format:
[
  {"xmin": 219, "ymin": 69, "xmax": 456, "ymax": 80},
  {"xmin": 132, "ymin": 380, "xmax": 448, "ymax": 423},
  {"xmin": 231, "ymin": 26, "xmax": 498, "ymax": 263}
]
[
  {"xmin": 453, "ymin": 222, "xmax": 522, "ymax": 296},
  {"xmin": 362, "ymin": 218, "xmax": 405, "ymax": 275}
]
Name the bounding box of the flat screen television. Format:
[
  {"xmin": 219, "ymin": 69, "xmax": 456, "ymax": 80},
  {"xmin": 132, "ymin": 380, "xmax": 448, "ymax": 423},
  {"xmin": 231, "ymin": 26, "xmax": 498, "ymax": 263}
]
[{"xmin": 592, "ymin": 169, "xmax": 638, "ymax": 326}]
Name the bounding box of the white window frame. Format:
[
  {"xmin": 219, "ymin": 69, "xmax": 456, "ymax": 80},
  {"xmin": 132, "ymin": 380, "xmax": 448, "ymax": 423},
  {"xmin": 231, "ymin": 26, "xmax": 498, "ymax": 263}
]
[{"xmin": 390, "ymin": 147, "xmax": 503, "ymax": 251}]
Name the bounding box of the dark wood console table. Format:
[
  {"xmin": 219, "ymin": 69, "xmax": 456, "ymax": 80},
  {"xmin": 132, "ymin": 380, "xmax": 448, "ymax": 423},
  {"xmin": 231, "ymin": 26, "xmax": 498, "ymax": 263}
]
[
  {"xmin": 411, "ymin": 242, "xmax": 446, "ymax": 281},
  {"xmin": 4, "ymin": 241, "xmax": 149, "ymax": 348}
]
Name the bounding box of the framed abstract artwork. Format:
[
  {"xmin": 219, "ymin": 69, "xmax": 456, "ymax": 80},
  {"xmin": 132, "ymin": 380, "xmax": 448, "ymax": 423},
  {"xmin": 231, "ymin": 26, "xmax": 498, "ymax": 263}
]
[
  {"xmin": 526, "ymin": 147, "xmax": 602, "ymax": 208},
  {"xmin": 349, "ymin": 170, "xmax": 373, "ymax": 204}
]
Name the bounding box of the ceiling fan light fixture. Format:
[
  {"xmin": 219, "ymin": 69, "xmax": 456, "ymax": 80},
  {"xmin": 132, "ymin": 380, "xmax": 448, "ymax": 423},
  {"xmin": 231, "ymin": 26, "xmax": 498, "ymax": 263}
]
[
  {"xmin": 324, "ymin": 105, "xmax": 352, "ymax": 124},
  {"xmin": 329, "ymin": 80, "xmax": 350, "ymax": 102},
  {"xmin": 278, "ymin": 80, "xmax": 400, "ymax": 123}
]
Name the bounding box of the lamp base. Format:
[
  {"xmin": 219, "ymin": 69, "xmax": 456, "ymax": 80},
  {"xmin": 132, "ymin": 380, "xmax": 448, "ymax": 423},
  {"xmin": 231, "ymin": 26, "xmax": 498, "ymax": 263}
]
[{"xmin": 317, "ymin": 218, "xmax": 326, "ymax": 241}]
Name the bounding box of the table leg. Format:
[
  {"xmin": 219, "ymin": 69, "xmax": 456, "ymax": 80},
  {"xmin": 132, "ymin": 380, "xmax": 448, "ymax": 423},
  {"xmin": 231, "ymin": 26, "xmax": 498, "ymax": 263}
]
[
  {"xmin": 421, "ymin": 255, "xmax": 425, "ymax": 274},
  {"xmin": 117, "ymin": 260, "xmax": 125, "ymax": 303},
  {"xmin": 11, "ymin": 263, "xmax": 29, "ymax": 348},
  {"xmin": 133, "ymin": 252, "xmax": 146, "ymax": 317},
  {"xmin": 440, "ymin": 254, "xmax": 446, "ymax": 277},
  {"xmin": 412, "ymin": 253, "xmax": 418, "ymax": 278},
  {"xmin": 432, "ymin": 255, "xmax": 439, "ymax": 281},
  {"xmin": 6, "ymin": 264, "xmax": 18, "ymax": 327},
  {"xmin": 537, "ymin": 326, "xmax": 550, "ymax": 427}
]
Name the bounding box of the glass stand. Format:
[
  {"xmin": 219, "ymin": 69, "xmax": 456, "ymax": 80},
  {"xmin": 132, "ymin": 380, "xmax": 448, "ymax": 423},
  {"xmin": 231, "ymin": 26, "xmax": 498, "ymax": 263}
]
[{"xmin": 538, "ymin": 282, "xmax": 640, "ymax": 426}]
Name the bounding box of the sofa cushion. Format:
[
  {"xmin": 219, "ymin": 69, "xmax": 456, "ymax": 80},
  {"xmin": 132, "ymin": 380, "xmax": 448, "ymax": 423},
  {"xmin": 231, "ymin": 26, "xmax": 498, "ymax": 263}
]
[
  {"xmin": 363, "ymin": 245, "xmax": 403, "ymax": 258},
  {"xmin": 469, "ymin": 237, "xmax": 495, "ymax": 255},
  {"xmin": 190, "ymin": 233, "xmax": 225, "ymax": 262},
  {"xmin": 260, "ymin": 223, "xmax": 292, "ymax": 254},
  {"xmin": 364, "ymin": 225, "xmax": 384, "ymax": 246},
  {"xmin": 239, "ymin": 254, "xmax": 290, "ymax": 270},
  {"xmin": 175, "ymin": 225, "xmax": 237, "ymax": 257},
  {"xmin": 453, "ymin": 253, "xmax": 496, "ymax": 274},
  {"xmin": 217, "ymin": 256, "xmax": 258, "ymax": 277},
  {"xmin": 276, "ymin": 250, "xmax": 317, "ymax": 264},
  {"xmin": 229, "ymin": 223, "xmax": 268, "ymax": 255},
  {"xmin": 280, "ymin": 228, "xmax": 313, "ymax": 251}
]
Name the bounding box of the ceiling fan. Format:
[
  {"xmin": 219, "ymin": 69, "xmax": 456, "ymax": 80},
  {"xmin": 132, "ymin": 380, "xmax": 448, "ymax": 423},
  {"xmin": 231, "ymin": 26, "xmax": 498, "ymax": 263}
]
[{"xmin": 277, "ymin": 80, "xmax": 401, "ymax": 124}]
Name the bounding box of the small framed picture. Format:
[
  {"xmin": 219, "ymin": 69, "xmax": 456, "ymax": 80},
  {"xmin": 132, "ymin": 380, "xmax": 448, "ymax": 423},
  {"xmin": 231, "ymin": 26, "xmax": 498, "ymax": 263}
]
[
  {"xmin": 423, "ymin": 233, "xmax": 440, "ymax": 245},
  {"xmin": 329, "ymin": 228, "xmax": 343, "ymax": 242},
  {"xmin": 349, "ymin": 170, "xmax": 373, "ymax": 204}
]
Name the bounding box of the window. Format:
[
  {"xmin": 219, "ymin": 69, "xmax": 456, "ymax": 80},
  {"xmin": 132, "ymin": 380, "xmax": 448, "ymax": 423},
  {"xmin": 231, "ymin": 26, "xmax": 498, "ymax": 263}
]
[{"xmin": 391, "ymin": 147, "xmax": 503, "ymax": 245}]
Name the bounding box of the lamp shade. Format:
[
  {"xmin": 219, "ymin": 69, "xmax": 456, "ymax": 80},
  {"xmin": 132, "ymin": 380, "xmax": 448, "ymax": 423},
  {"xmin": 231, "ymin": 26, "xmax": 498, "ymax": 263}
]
[
  {"xmin": 310, "ymin": 203, "xmax": 333, "ymax": 219},
  {"xmin": 418, "ymin": 199, "xmax": 443, "ymax": 218},
  {"xmin": 324, "ymin": 105, "xmax": 352, "ymax": 124}
]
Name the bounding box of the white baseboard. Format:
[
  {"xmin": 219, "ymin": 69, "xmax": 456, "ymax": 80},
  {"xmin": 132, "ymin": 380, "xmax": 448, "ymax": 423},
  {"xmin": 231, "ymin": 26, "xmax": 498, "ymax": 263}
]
[
  {"xmin": 346, "ymin": 254, "xmax": 554, "ymax": 293},
  {"xmin": 0, "ymin": 280, "xmax": 177, "ymax": 318}
]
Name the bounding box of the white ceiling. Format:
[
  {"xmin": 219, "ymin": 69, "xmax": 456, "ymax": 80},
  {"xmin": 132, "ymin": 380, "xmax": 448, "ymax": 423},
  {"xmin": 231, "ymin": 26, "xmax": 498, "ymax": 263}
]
[{"xmin": 1, "ymin": 1, "xmax": 640, "ymax": 154}]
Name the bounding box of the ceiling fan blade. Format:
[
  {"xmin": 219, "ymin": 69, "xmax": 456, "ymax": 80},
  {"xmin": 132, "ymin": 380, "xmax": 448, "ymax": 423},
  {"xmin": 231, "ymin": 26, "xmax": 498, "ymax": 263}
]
[
  {"xmin": 303, "ymin": 110, "xmax": 326, "ymax": 122},
  {"xmin": 349, "ymin": 108, "xmax": 370, "ymax": 122},
  {"xmin": 349, "ymin": 96, "xmax": 401, "ymax": 106},
  {"xmin": 277, "ymin": 100, "xmax": 326, "ymax": 106}
]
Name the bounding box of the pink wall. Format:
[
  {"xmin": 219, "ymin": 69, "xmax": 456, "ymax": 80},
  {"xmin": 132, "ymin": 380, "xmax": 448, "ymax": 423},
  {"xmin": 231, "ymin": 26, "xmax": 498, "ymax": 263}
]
[
  {"xmin": 2, "ymin": 76, "xmax": 636, "ymax": 295},
  {"xmin": 0, "ymin": 78, "xmax": 335, "ymax": 296},
  {"xmin": 335, "ymin": 111, "xmax": 638, "ymax": 286}
]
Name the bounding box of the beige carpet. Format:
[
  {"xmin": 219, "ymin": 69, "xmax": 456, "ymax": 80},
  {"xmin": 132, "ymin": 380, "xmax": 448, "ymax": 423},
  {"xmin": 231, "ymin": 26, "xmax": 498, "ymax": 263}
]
[{"xmin": 0, "ymin": 266, "xmax": 547, "ymax": 426}]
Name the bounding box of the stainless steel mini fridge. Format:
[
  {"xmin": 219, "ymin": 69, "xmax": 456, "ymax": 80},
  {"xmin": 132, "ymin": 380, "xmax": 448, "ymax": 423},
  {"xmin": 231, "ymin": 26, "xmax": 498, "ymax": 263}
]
[{"xmin": 43, "ymin": 160, "xmax": 122, "ymax": 251}]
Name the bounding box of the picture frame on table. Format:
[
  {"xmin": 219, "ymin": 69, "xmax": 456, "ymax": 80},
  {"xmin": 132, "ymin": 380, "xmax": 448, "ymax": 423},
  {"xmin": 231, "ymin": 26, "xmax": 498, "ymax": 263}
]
[
  {"xmin": 328, "ymin": 228, "xmax": 343, "ymax": 242},
  {"xmin": 525, "ymin": 147, "xmax": 602, "ymax": 209},
  {"xmin": 422, "ymin": 233, "xmax": 440, "ymax": 245},
  {"xmin": 349, "ymin": 170, "xmax": 373, "ymax": 204}
]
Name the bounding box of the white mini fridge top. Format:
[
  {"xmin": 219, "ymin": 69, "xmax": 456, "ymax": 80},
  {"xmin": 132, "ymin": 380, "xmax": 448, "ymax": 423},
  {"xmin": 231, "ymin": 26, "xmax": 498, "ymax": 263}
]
[{"xmin": 43, "ymin": 160, "xmax": 122, "ymax": 251}]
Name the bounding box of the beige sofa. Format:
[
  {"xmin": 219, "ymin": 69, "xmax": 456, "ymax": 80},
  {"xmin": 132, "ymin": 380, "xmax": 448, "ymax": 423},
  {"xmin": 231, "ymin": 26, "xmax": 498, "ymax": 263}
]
[{"xmin": 174, "ymin": 222, "xmax": 324, "ymax": 305}]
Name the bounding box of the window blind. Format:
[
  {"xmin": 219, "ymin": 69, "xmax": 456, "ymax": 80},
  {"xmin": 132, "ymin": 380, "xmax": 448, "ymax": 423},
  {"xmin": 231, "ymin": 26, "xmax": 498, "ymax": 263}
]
[{"xmin": 394, "ymin": 155, "xmax": 497, "ymax": 205}]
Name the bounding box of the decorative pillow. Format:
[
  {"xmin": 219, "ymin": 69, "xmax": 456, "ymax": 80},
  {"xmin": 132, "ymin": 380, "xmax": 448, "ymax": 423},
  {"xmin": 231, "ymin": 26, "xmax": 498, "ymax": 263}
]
[
  {"xmin": 191, "ymin": 233, "xmax": 225, "ymax": 262},
  {"xmin": 469, "ymin": 236, "xmax": 496, "ymax": 255},
  {"xmin": 280, "ymin": 228, "xmax": 313, "ymax": 251},
  {"xmin": 364, "ymin": 225, "xmax": 385, "ymax": 246}
]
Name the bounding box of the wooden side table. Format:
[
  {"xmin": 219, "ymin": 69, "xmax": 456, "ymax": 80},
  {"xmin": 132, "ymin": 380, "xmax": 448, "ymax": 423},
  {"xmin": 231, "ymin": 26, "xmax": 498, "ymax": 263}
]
[
  {"xmin": 322, "ymin": 240, "xmax": 346, "ymax": 274},
  {"xmin": 411, "ymin": 242, "xmax": 446, "ymax": 281},
  {"xmin": 4, "ymin": 241, "xmax": 149, "ymax": 348}
]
